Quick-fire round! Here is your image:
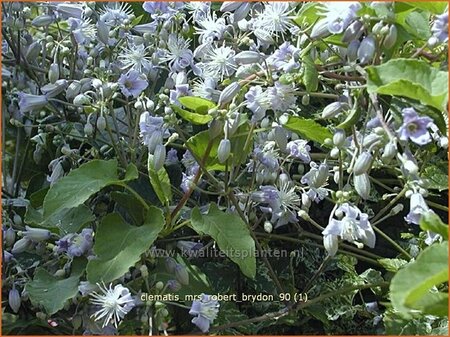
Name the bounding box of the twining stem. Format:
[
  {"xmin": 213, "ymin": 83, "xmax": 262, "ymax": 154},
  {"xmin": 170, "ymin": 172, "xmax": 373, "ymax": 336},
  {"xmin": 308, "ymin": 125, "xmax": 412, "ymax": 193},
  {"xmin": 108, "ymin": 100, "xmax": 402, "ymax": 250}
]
[{"xmin": 169, "ymin": 140, "xmax": 214, "ymax": 223}]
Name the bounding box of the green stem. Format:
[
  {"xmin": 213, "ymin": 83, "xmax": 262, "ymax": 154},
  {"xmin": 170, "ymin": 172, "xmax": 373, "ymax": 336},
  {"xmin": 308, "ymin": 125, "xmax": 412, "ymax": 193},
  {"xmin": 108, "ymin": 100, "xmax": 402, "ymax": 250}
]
[
  {"xmin": 373, "ymin": 226, "xmax": 412, "ymax": 260},
  {"xmin": 121, "ymin": 184, "xmax": 149, "ymax": 211}
]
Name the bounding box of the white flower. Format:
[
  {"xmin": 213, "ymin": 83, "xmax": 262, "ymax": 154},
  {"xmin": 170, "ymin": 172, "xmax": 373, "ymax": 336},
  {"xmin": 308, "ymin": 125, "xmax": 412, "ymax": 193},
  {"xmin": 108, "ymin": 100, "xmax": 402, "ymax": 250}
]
[
  {"xmin": 90, "ymin": 283, "xmax": 135, "ymax": 328},
  {"xmin": 195, "ymin": 11, "xmax": 228, "ymax": 43},
  {"xmin": 118, "ymin": 44, "xmax": 153, "ymax": 73},
  {"xmin": 405, "ymin": 192, "xmax": 433, "ymax": 225},
  {"xmin": 322, "ymin": 203, "xmax": 376, "ymax": 256},
  {"xmin": 99, "ymin": 2, "xmax": 133, "ymax": 26},
  {"xmin": 253, "ymin": 2, "xmax": 296, "ymax": 43},
  {"xmin": 196, "ymin": 44, "xmax": 237, "ymax": 80}
]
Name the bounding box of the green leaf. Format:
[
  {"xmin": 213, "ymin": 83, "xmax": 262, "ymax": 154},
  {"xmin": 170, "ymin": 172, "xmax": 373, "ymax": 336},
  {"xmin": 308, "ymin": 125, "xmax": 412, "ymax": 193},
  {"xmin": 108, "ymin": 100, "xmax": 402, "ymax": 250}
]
[
  {"xmin": 172, "ymin": 104, "xmax": 212, "ymax": 125},
  {"xmin": 282, "ymin": 116, "xmax": 332, "ymax": 145},
  {"xmin": 302, "ymin": 55, "xmax": 319, "ymax": 92},
  {"xmin": 186, "ymin": 131, "xmax": 225, "ymax": 171},
  {"xmin": 366, "ymin": 58, "xmax": 448, "ymax": 111},
  {"xmin": 111, "ymin": 191, "xmax": 145, "ymax": 226},
  {"xmin": 422, "ymin": 164, "xmax": 449, "ymax": 191},
  {"xmin": 25, "ymin": 204, "xmax": 94, "ymax": 235},
  {"xmin": 378, "ymin": 258, "xmax": 408, "ymax": 272},
  {"xmin": 43, "ymin": 160, "xmax": 138, "ymax": 218},
  {"xmin": 420, "ymin": 212, "xmax": 448, "ymax": 240},
  {"xmin": 191, "ymin": 203, "xmax": 256, "ymax": 278},
  {"xmin": 26, "ymin": 259, "xmax": 86, "ymax": 315},
  {"xmin": 178, "ymin": 96, "xmax": 216, "ymax": 114},
  {"xmin": 147, "ymin": 154, "xmax": 172, "ymax": 206},
  {"xmin": 404, "ymin": 11, "xmax": 431, "ymax": 40},
  {"xmin": 87, "ymin": 207, "xmax": 164, "ymax": 284},
  {"xmin": 390, "ymin": 241, "xmax": 448, "ymax": 318},
  {"xmin": 293, "ymin": 2, "xmax": 320, "ymax": 27},
  {"xmin": 399, "ymin": 1, "xmax": 447, "ymax": 14}
]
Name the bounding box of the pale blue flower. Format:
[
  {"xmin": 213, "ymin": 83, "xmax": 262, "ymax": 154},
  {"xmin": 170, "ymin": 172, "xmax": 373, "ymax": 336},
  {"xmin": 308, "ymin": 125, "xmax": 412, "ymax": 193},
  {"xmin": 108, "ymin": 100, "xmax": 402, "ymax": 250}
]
[
  {"xmin": 405, "ymin": 192, "xmax": 432, "ymax": 225},
  {"xmin": 317, "ymin": 2, "xmax": 361, "ymax": 34},
  {"xmin": 267, "ymin": 41, "xmax": 301, "ymax": 72},
  {"xmin": 251, "ymin": 178, "xmax": 300, "ymax": 228},
  {"xmin": 118, "ymin": 70, "xmax": 148, "ymax": 98},
  {"xmin": 160, "ymin": 34, "xmax": 194, "ymax": 72},
  {"xmin": 397, "ymin": 108, "xmax": 436, "ymax": 145},
  {"xmin": 245, "ymin": 85, "xmax": 272, "ymax": 122},
  {"xmin": 431, "ymin": 12, "xmax": 448, "ymax": 43},
  {"xmin": 18, "ymin": 93, "xmax": 48, "ymax": 114},
  {"xmin": 268, "ymin": 82, "xmax": 297, "ymax": 112},
  {"xmin": 189, "ymin": 293, "xmax": 220, "ymax": 332},
  {"xmin": 286, "ymin": 139, "xmax": 311, "ymax": 163},
  {"xmin": 139, "ymin": 112, "xmax": 170, "ymax": 152},
  {"xmin": 67, "ymin": 18, "xmax": 96, "ymax": 45},
  {"xmin": 56, "ymin": 228, "xmax": 94, "ymax": 258}
]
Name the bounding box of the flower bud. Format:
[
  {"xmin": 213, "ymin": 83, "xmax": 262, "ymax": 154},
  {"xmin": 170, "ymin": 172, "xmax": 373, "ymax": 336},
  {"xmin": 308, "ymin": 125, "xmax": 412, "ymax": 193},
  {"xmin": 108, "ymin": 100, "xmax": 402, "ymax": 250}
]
[
  {"xmin": 310, "ymin": 19, "xmax": 330, "ymax": 39},
  {"xmin": 73, "ymin": 94, "xmax": 90, "ymax": 106},
  {"xmin": 218, "ymin": 138, "xmax": 231, "ymax": 163},
  {"xmin": 220, "ymin": 1, "xmax": 242, "ymax": 12},
  {"xmin": 153, "ymin": 144, "xmax": 166, "ymax": 171},
  {"xmin": 274, "ymin": 126, "xmax": 287, "ymax": 151},
  {"xmin": 97, "ymin": 19, "xmax": 110, "ymax": 45},
  {"xmin": 23, "ymin": 226, "xmax": 51, "ymax": 242},
  {"xmin": 322, "ymin": 102, "xmax": 345, "ymax": 119},
  {"xmin": 140, "ymin": 265, "xmax": 149, "ymax": 278},
  {"xmin": 342, "ymin": 20, "xmax": 363, "ymax": 43},
  {"xmin": 31, "ymin": 14, "xmax": 55, "ymax": 27},
  {"xmin": 301, "ymin": 94, "xmax": 310, "ymax": 106},
  {"xmin": 9, "ymin": 288, "xmax": 21, "ymax": 313},
  {"xmin": 234, "ymin": 51, "xmax": 262, "ymax": 65},
  {"xmin": 372, "ymin": 21, "xmax": 384, "ymax": 35},
  {"xmin": 323, "ymin": 235, "xmax": 338, "ymax": 257},
  {"xmin": 219, "ymin": 82, "xmax": 241, "ymax": 105},
  {"xmin": 381, "ymin": 141, "xmax": 397, "ymax": 163},
  {"xmin": 165, "ymin": 257, "xmax": 177, "ymax": 274},
  {"xmin": 96, "ymin": 116, "xmax": 106, "ymax": 132},
  {"xmin": 84, "ymin": 122, "xmax": 94, "ymax": 136},
  {"xmin": 389, "ymin": 204, "xmax": 404, "ymax": 216},
  {"xmin": 174, "ymin": 264, "xmax": 189, "ymax": 286},
  {"xmin": 26, "ymin": 41, "xmax": 41, "ymax": 62},
  {"xmin": 383, "ymin": 25, "xmax": 397, "ymax": 49},
  {"xmin": 358, "ymin": 36, "xmax": 376, "ymax": 64},
  {"xmin": 333, "ymin": 129, "xmax": 346, "ymax": 148},
  {"xmin": 167, "ymin": 279, "xmax": 181, "ymax": 291},
  {"xmin": 5, "ymin": 228, "xmax": 16, "ymax": 247},
  {"xmin": 11, "ymin": 238, "xmax": 31, "ymax": 254},
  {"xmin": 301, "ymin": 193, "xmax": 311, "ymax": 209},
  {"xmin": 263, "ymin": 221, "xmax": 273, "ymax": 233},
  {"xmin": 313, "ymin": 164, "xmax": 329, "ymax": 188},
  {"xmin": 354, "ymin": 173, "xmax": 371, "ymax": 200},
  {"xmin": 330, "ymin": 147, "xmax": 340, "ymax": 158},
  {"xmin": 353, "ymin": 152, "xmax": 372, "ymax": 175},
  {"xmin": 233, "ymin": 2, "xmax": 251, "ymax": 22},
  {"xmin": 347, "ymin": 40, "xmax": 360, "ymax": 62},
  {"xmin": 48, "ymin": 63, "xmax": 59, "ymax": 84}
]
